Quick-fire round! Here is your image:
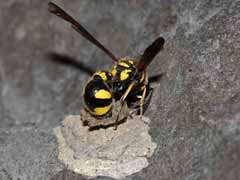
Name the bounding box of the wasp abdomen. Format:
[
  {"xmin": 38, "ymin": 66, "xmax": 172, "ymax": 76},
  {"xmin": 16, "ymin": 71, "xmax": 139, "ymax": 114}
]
[{"xmin": 83, "ymin": 71, "xmax": 113, "ymax": 117}]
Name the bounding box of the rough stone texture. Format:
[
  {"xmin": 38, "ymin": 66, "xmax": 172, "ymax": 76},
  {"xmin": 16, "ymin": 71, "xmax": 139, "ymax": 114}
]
[
  {"xmin": 54, "ymin": 115, "xmax": 156, "ymax": 179},
  {"xmin": 0, "ymin": 0, "xmax": 239, "ymax": 180}
]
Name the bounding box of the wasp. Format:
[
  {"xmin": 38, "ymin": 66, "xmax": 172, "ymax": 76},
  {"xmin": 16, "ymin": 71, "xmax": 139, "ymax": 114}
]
[{"xmin": 48, "ymin": 2, "xmax": 165, "ymax": 128}]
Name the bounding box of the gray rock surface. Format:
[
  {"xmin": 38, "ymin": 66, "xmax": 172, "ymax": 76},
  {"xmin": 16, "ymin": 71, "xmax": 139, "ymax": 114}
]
[{"xmin": 0, "ymin": 0, "xmax": 239, "ymax": 180}]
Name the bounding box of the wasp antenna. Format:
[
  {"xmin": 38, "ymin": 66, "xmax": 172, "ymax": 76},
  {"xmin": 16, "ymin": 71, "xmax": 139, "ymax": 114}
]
[{"xmin": 48, "ymin": 2, "xmax": 118, "ymax": 62}]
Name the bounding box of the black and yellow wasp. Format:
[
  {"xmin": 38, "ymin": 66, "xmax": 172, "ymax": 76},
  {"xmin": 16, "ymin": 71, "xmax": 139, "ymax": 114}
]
[{"xmin": 48, "ymin": 2, "xmax": 164, "ymax": 124}]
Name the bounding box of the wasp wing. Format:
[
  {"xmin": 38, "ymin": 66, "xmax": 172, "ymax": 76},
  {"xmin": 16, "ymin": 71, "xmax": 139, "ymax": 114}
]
[
  {"xmin": 137, "ymin": 37, "xmax": 165, "ymax": 71},
  {"xmin": 48, "ymin": 2, "xmax": 118, "ymax": 62}
]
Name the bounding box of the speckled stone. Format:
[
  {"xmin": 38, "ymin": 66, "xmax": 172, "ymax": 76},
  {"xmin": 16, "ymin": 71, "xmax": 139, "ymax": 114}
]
[{"xmin": 0, "ymin": 0, "xmax": 240, "ymax": 180}]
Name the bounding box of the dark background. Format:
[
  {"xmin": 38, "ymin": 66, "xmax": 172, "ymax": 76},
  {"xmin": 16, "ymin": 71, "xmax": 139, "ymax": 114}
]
[{"xmin": 0, "ymin": 0, "xmax": 239, "ymax": 179}]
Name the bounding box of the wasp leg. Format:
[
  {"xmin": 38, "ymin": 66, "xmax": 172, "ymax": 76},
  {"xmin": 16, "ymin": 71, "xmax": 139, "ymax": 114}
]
[
  {"xmin": 139, "ymin": 72, "xmax": 148, "ymax": 115},
  {"xmin": 120, "ymin": 82, "xmax": 136, "ymax": 104},
  {"xmin": 115, "ymin": 104, "xmax": 123, "ymax": 130},
  {"xmin": 114, "ymin": 81, "xmax": 136, "ymax": 130},
  {"xmin": 131, "ymin": 87, "xmax": 153, "ymax": 115},
  {"xmin": 140, "ymin": 86, "xmax": 147, "ymax": 115}
]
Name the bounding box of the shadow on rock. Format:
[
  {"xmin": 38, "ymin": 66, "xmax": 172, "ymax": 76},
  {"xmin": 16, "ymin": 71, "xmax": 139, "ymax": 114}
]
[
  {"xmin": 46, "ymin": 52, "xmax": 95, "ymax": 75},
  {"xmin": 148, "ymin": 73, "xmax": 165, "ymax": 84}
]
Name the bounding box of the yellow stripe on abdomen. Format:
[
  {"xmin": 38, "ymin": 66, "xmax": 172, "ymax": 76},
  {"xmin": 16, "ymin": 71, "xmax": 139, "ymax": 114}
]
[
  {"xmin": 94, "ymin": 71, "xmax": 107, "ymax": 81},
  {"xmin": 94, "ymin": 104, "xmax": 112, "ymax": 116},
  {"xmin": 95, "ymin": 89, "xmax": 112, "ymax": 99}
]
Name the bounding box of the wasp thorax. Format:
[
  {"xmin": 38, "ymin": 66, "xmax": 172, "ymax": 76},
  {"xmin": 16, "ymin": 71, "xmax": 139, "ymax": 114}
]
[{"xmin": 111, "ymin": 58, "xmax": 147, "ymax": 102}]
